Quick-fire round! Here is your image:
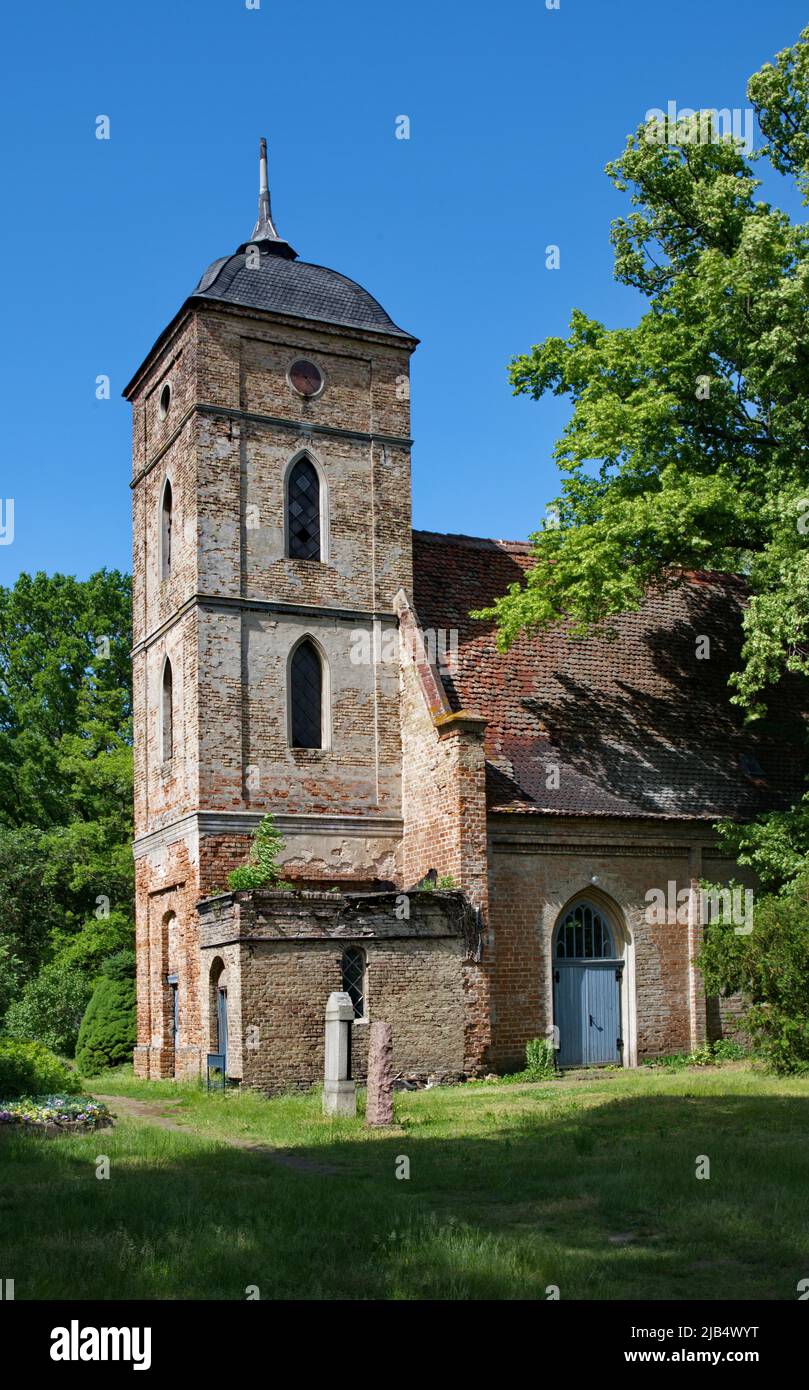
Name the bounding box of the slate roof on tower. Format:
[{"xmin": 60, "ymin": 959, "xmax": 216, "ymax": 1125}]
[
  {"xmin": 123, "ymin": 138, "xmax": 414, "ymax": 397},
  {"xmin": 191, "ymin": 249, "xmax": 411, "ymax": 339},
  {"xmin": 412, "ymin": 530, "xmax": 808, "ymax": 821}
]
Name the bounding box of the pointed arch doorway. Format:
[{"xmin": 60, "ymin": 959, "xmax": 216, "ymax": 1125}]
[
  {"xmin": 217, "ymin": 981, "xmax": 229, "ymax": 1073},
  {"xmin": 552, "ymin": 899, "xmax": 625, "ymax": 1067},
  {"xmin": 210, "ymin": 961, "xmax": 229, "ymax": 1074}
]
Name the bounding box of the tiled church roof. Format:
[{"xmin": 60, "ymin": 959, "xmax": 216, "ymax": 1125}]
[{"xmin": 412, "ymin": 530, "xmax": 808, "ymax": 820}]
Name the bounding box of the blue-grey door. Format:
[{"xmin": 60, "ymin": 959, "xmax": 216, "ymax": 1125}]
[
  {"xmin": 554, "ymin": 961, "xmax": 623, "ymax": 1066},
  {"xmin": 552, "ymin": 900, "xmax": 623, "ymax": 1066},
  {"xmin": 217, "ymin": 987, "xmax": 228, "ymax": 1072}
]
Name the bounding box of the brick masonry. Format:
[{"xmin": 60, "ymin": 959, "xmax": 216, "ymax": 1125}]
[{"xmin": 127, "ymin": 247, "xmax": 754, "ymax": 1092}]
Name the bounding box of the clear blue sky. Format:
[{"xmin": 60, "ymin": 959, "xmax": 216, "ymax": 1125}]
[{"xmin": 0, "ymin": 0, "xmax": 805, "ymax": 583}]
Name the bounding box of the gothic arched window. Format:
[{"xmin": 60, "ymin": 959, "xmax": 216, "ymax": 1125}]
[
  {"xmin": 160, "ymin": 478, "xmax": 173, "ymax": 580},
  {"xmin": 289, "ymin": 639, "xmax": 323, "ymax": 749},
  {"xmin": 341, "ymin": 947, "xmax": 367, "ymax": 1019},
  {"xmin": 287, "ymin": 456, "xmax": 321, "ymax": 561},
  {"xmin": 161, "ymin": 657, "xmax": 174, "ymax": 762},
  {"xmin": 554, "ymin": 901, "xmax": 615, "ymax": 959}
]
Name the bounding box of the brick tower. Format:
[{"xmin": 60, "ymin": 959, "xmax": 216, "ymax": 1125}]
[{"xmin": 126, "ymin": 141, "xmax": 420, "ymax": 1079}]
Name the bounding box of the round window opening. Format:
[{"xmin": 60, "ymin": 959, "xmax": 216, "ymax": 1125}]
[
  {"xmin": 289, "ymin": 359, "xmax": 324, "ymax": 398},
  {"xmin": 159, "ymin": 383, "xmax": 172, "ymax": 419}
]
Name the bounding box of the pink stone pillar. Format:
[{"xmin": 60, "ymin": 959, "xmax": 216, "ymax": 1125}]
[{"xmin": 366, "ymin": 1021, "xmax": 394, "ymax": 1127}]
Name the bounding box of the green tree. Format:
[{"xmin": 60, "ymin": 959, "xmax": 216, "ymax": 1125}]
[
  {"xmin": 4, "ymin": 957, "xmax": 94, "ymax": 1056},
  {"xmin": 478, "ymin": 27, "xmax": 809, "ymax": 718},
  {"xmin": 0, "ymin": 826, "xmax": 63, "ymax": 1017},
  {"xmin": 698, "ymin": 877, "xmax": 809, "ymax": 1073},
  {"xmin": 476, "ymin": 26, "xmax": 809, "ymax": 886},
  {"xmin": 0, "ymin": 569, "xmax": 131, "ymax": 826},
  {"xmin": 75, "ymin": 950, "xmax": 137, "ymax": 1076},
  {"xmin": 0, "ymin": 570, "xmax": 134, "ymax": 1039}
]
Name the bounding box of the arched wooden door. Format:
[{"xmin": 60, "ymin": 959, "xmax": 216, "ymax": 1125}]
[{"xmin": 553, "ymin": 901, "xmax": 623, "ymax": 1066}]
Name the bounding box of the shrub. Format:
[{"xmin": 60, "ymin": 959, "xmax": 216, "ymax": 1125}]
[
  {"xmin": 227, "ymin": 815, "xmax": 291, "ymax": 892},
  {"xmin": 525, "ymin": 1037, "xmax": 556, "ymax": 1079},
  {"xmin": 698, "ymin": 876, "xmax": 809, "ymax": 1074},
  {"xmin": 0, "ymin": 1038, "xmax": 81, "ymax": 1099},
  {"xmin": 74, "ymin": 951, "xmax": 136, "ymax": 1076},
  {"xmin": 4, "ymin": 958, "xmax": 93, "ymax": 1056},
  {"xmin": 711, "ymin": 1038, "xmax": 748, "ymax": 1061}
]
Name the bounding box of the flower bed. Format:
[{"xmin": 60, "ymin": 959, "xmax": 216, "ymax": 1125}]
[{"xmin": 0, "ymin": 1094, "xmax": 113, "ymax": 1136}]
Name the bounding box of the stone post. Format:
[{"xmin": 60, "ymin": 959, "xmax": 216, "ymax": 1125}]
[
  {"xmin": 323, "ymin": 991, "xmax": 356, "ymax": 1117},
  {"xmin": 366, "ymin": 1020, "xmax": 394, "ymax": 1127}
]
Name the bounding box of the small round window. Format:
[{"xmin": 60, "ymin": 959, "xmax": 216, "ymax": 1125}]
[
  {"xmin": 288, "ymin": 359, "xmax": 324, "ymax": 398},
  {"xmin": 159, "ymin": 383, "xmax": 172, "ymax": 419}
]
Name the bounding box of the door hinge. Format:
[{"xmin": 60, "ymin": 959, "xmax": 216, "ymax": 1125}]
[
  {"xmin": 615, "ymin": 969, "xmax": 623, "ymax": 982},
  {"xmin": 617, "ymin": 1037, "xmax": 624, "ymax": 1049},
  {"xmin": 553, "ymin": 969, "xmax": 560, "ymax": 984}
]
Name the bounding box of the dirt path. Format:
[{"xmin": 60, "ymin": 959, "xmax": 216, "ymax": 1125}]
[{"xmin": 91, "ymin": 1093, "xmax": 344, "ymax": 1175}]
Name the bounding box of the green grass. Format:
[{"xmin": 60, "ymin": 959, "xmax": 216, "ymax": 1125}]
[{"xmin": 2, "ymin": 1063, "xmax": 807, "ymax": 1300}]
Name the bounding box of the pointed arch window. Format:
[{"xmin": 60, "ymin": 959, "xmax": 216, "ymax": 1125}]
[
  {"xmin": 554, "ymin": 901, "xmax": 615, "ymax": 960},
  {"xmin": 290, "ymin": 639, "xmax": 323, "ymax": 749},
  {"xmin": 287, "ymin": 456, "xmax": 321, "ymax": 561},
  {"xmin": 160, "ymin": 478, "xmax": 173, "ymax": 580},
  {"xmin": 161, "ymin": 658, "xmax": 174, "ymax": 762}
]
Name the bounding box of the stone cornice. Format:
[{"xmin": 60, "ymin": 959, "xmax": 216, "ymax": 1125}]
[
  {"xmin": 131, "ymin": 594, "xmax": 398, "ymax": 656},
  {"xmin": 133, "ymin": 810, "xmax": 404, "ymax": 856},
  {"xmin": 130, "ymin": 401, "xmax": 413, "ymax": 488},
  {"xmin": 488, "ymin": 812, "xmax": 721, "ymax": 855}
]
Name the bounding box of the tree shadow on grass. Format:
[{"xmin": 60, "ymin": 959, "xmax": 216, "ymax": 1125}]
[{"xmin": 2, "ymin": 1091, "xmax": 807, "ymax": 1301}]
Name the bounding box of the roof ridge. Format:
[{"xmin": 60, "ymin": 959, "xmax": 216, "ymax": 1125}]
[{"xmin": 413, "ymin": 528, "xmax": 532, "ymax": 553}]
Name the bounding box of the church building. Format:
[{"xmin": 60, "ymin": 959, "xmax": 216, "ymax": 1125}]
[{"xmin": 126, "ymin": 142, "xmax": 804, "ymax": 1090}]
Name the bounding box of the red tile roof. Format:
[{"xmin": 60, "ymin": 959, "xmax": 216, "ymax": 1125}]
[{"xmin": 412, "ymin": 530, "xmax": 807, "ymax": 820}]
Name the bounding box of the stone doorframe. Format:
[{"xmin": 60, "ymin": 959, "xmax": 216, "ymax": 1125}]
[{"xmin": 546, "ymin": 886, "xmax": 638, "ymax": 1068}]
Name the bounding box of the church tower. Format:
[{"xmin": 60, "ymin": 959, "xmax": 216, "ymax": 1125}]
[{"xmin": 126, "ymin": 142, "xmax": 420, "ymax": 1079}]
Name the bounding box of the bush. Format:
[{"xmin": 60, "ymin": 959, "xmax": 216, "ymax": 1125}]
[
  {"xmin": 642, "ymin": 1040, "xmax": 750, "ymax": 1070},
  {"xmin": 4, "ymin": 958, "xmax": 93, "ymax": 1056},
  {"xmin": 74, "ymin": 951, "xmax": 136, "ymax": 1076},
  {"xmin": 525, "ymin": 1037, "xmax": 556, "ymax": 1079},
  {"xmin": 711, "ymin": 1038, "xmax": 748, "ymax": 1061},
  {"xmin": 227, "ymin": 814, "xmax": 291, "ymax": 892},
  {"xmin": 0, "ymin": 1038, "xmax": 81, "ymax": 1099},
  {"xmin": 698, "ymin": 876, "xmax": 809, "ymax": 1074}
]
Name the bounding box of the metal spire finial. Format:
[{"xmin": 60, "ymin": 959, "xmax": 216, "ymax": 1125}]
[{"xmin": 251, "ymin": 137, "xmax": 282, "ymax": 242}]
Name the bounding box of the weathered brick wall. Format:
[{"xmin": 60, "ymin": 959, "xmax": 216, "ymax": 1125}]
[
  {"xmin": 193, "ymin": 308, "xmax": 413, "ymax": 610},
  {"xmin": 395, "ymin": 593, "xmax": 492, "ymax": 1073},
  {"xmin": 133, "ymin": 828, "xmax": 203, "ymax": 1080},
  {"xmin": 197, "ymin": 890, "xmax": 467, "ymax": 1092},
  {"xmin": 488, "ymin": 816, "xmax": 753, "ymax": 1070},
  {"xmin": 128, "ymin": 292, "xmax": 420, "ymax": 1080},
  {"xmin": 130, "ymin": 315, "xmax": 200, "ymax": 649}
]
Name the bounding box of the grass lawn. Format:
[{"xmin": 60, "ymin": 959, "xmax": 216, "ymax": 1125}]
[{"xmin": 1, "ymin": 1063, "xmax": 807, "ymax": 1301}]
